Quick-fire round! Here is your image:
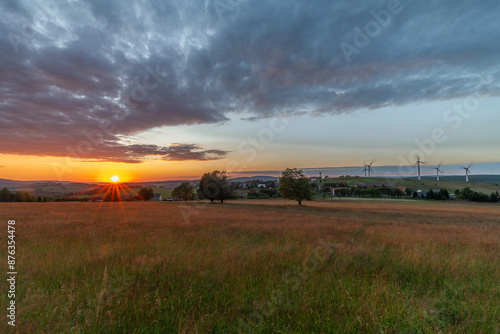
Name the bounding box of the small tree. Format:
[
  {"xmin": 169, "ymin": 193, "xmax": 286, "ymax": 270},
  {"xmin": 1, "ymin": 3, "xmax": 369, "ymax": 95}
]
[
  {"xmin": 439, "ymin": 189, "xmax": 450, "ymax": 200},
  {"xmin": 462, "ymin": 187, "xmax": 473, "ymax": 199},
  {"xmin": 198, "ymin": 170, "xmax": 235, "ymax": 203},
  {"xmin": 279, "ymin": 168, "xmax": 314, "ymax": 205},
  {"xmin": 427, "ymin": 189, "xmax": 435, "ymax": 199},
  {"xmin": 394, "ymin": 188, "xmax": 405, "ymax": 198},
  {"xmin": 137, "ymin": 187, "xmax": 154, "ymax": 201},
  {"xmin": 0, "ymin": 187, "xmax": 15, "ymax": 202},
  {"xmin": 172, "ymin": 182, "xmax": 195, "ymax": 201},
  {"xmin": 15, "ymin": 191, "xmax": 34, "ymax": 202}
]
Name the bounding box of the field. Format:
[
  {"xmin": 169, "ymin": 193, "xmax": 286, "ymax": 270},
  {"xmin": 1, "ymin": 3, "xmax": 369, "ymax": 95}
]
[
  {"xmin": 1, "ymin": 199, "xmax": 499, "ymax": 333},
  {"xmin": 317, "ymin": 176, "xmax": 500, "ymax": 195}
]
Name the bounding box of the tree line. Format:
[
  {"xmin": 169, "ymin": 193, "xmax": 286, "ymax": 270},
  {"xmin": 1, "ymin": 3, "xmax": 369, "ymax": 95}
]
[
  {"xmin": 0, "ymin": 187, "xmax": 46, "ymax": 202},
  {"xmin": 454, "ymin": 187, "xmax": 499, "ymax": 203}
]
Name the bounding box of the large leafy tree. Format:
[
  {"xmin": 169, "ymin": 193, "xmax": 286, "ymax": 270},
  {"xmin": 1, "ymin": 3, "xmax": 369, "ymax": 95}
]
[
  {"xmin": 172, "ymin": 182, "xmax": 196, "ymax": 201},
  {"xmin": 137, "ymin": 187, "xmax": 154, "ymax": 201},
  {"xmin": 279, "ymin": 168, "xmax": 314, "ymax": 205},
  {"xmin": 198, "ymin": 170, "xmax": 235, "ymax": 203}
]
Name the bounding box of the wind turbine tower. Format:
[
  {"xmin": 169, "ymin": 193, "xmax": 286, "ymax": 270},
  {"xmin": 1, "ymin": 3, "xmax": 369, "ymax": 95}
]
[
  {"xmin": 464, "ymin": 164, "xmax": 472, "ymax": 182},
  {"xmin": 416, "ymin": 157, "xmax": 424, "ymax": 180},
  {"xmin": 433, "ymin": 165, "xmax": 443, "ymax": 181},
  {"xmin": 367, "ymin": 161, "xmax": 374, "ymax": 177}
]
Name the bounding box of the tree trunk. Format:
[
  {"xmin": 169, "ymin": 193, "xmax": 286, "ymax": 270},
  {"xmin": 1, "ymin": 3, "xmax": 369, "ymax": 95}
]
[
  {"xmin": 298, "ymin": 200, "xmax": 302, "ymax": 205},
  {"xmin": 221, "ymin": 199, "xmax": 224, "ymax": 203}
]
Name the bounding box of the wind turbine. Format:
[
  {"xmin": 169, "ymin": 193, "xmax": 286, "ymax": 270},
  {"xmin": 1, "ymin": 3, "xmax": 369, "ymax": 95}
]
[
  {"xmin": 362, "ymin": 164, "xmax": 368, "ymax": 177},
  {"xmin": 463, "ymin": 164, "xmax": 472, "ymax": 182},
  {"xmin": 366, "ymin": 161, "xmax": 374, "ymax": 177},
  {"xmin": 319, "ymin": 171, "xmax": 323, "ymax": 179},
  {"xmin": 415, "ymin": 156, "xmax": 424, "ymax": 180},
  {"xmin": 433, "ymin": 164, "xmax": 443, "ymax": 181}
]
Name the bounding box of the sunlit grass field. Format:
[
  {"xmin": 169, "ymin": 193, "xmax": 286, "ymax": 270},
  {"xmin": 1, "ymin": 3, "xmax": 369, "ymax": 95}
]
[{"xmin": 1, "ymin": 199, "xmax": 499, "ymax": 333}]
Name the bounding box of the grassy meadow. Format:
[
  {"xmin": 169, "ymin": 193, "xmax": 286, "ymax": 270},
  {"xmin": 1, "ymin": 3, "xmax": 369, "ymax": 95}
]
[{"xmin": 0, "ymin": 199, "xmax": 499, "ymax": 333}]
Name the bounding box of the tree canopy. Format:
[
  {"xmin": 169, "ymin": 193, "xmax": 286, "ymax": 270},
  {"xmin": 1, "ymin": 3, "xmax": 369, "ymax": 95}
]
[
  {"xmin": 0, "ymin": 188, "xmax": 33, "ymax": 202},
  {"xmin": 279, "ymin": 168, "xmax": 314, "ymax": 205},
  {"xmin": 0, "ymin": 187, "xmax": 15, "ymax": 202},
  {"xmin": 198, "ymin": 170, "xmax": 235, "ymax": 203},
  {"xmin": 137, "ymin": 187, "xmax": 154, "ymax": 201},
  {"xmin": 172, "ymin": 182, "xmax": 196, "ymax": 201}
]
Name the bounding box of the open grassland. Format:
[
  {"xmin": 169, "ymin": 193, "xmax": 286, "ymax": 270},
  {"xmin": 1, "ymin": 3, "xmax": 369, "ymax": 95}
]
[{"xmin": 0, "ymin": 200, "xmax": 499, "ymax": 333}]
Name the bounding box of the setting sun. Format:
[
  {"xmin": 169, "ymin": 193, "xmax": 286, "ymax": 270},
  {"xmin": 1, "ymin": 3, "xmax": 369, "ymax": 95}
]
[{"xmin": 111, "ymin": 175, "xmax": 120, "ymax": 183}]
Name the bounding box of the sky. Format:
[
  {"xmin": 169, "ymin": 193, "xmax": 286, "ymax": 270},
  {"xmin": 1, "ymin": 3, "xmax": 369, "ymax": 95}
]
[{"xmin": 0, "ymin": 0, "xmax": 499, "ymax": 182}]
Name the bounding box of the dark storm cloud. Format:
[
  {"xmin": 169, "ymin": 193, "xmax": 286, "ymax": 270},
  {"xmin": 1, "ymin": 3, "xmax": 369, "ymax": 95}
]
[
  {"xmin": 1, "ymin": 0, "xmax": 499, "ymax": 162},
  {"xmin": 74, "ymin": 143, "xmax": 228, "ymax": 163}
]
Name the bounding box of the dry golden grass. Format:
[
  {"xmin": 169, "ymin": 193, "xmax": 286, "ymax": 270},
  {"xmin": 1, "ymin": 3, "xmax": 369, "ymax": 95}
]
[
  {"xmin": 243, "ymin": 197, "xmax": 500, "ymax": 215},
  {"xmin": 0, "ymin": 199, "xmax": 499, "ymax": 333}
]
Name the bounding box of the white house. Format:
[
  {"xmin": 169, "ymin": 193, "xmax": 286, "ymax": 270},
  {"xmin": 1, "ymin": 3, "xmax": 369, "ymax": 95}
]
[{"xmin": 331, "ymin": 187, "xmax": 350, "ymax": 196}]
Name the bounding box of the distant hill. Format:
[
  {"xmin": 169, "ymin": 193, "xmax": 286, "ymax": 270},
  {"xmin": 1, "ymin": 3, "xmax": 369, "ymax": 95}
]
[
  {"xmin": 230, "ymin": 176, "xmax": 279, "ymax": 183},
  {"xmin": 125, "ymin": 180, "xmax": 195, "ymax": 187},
  {"xmin": 0, "ymin": 178, "xmax": 33, "ymax": 189},
  {"xmin": 412, "ymin": 175, "xmax": 500, "ymax": 183}
]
